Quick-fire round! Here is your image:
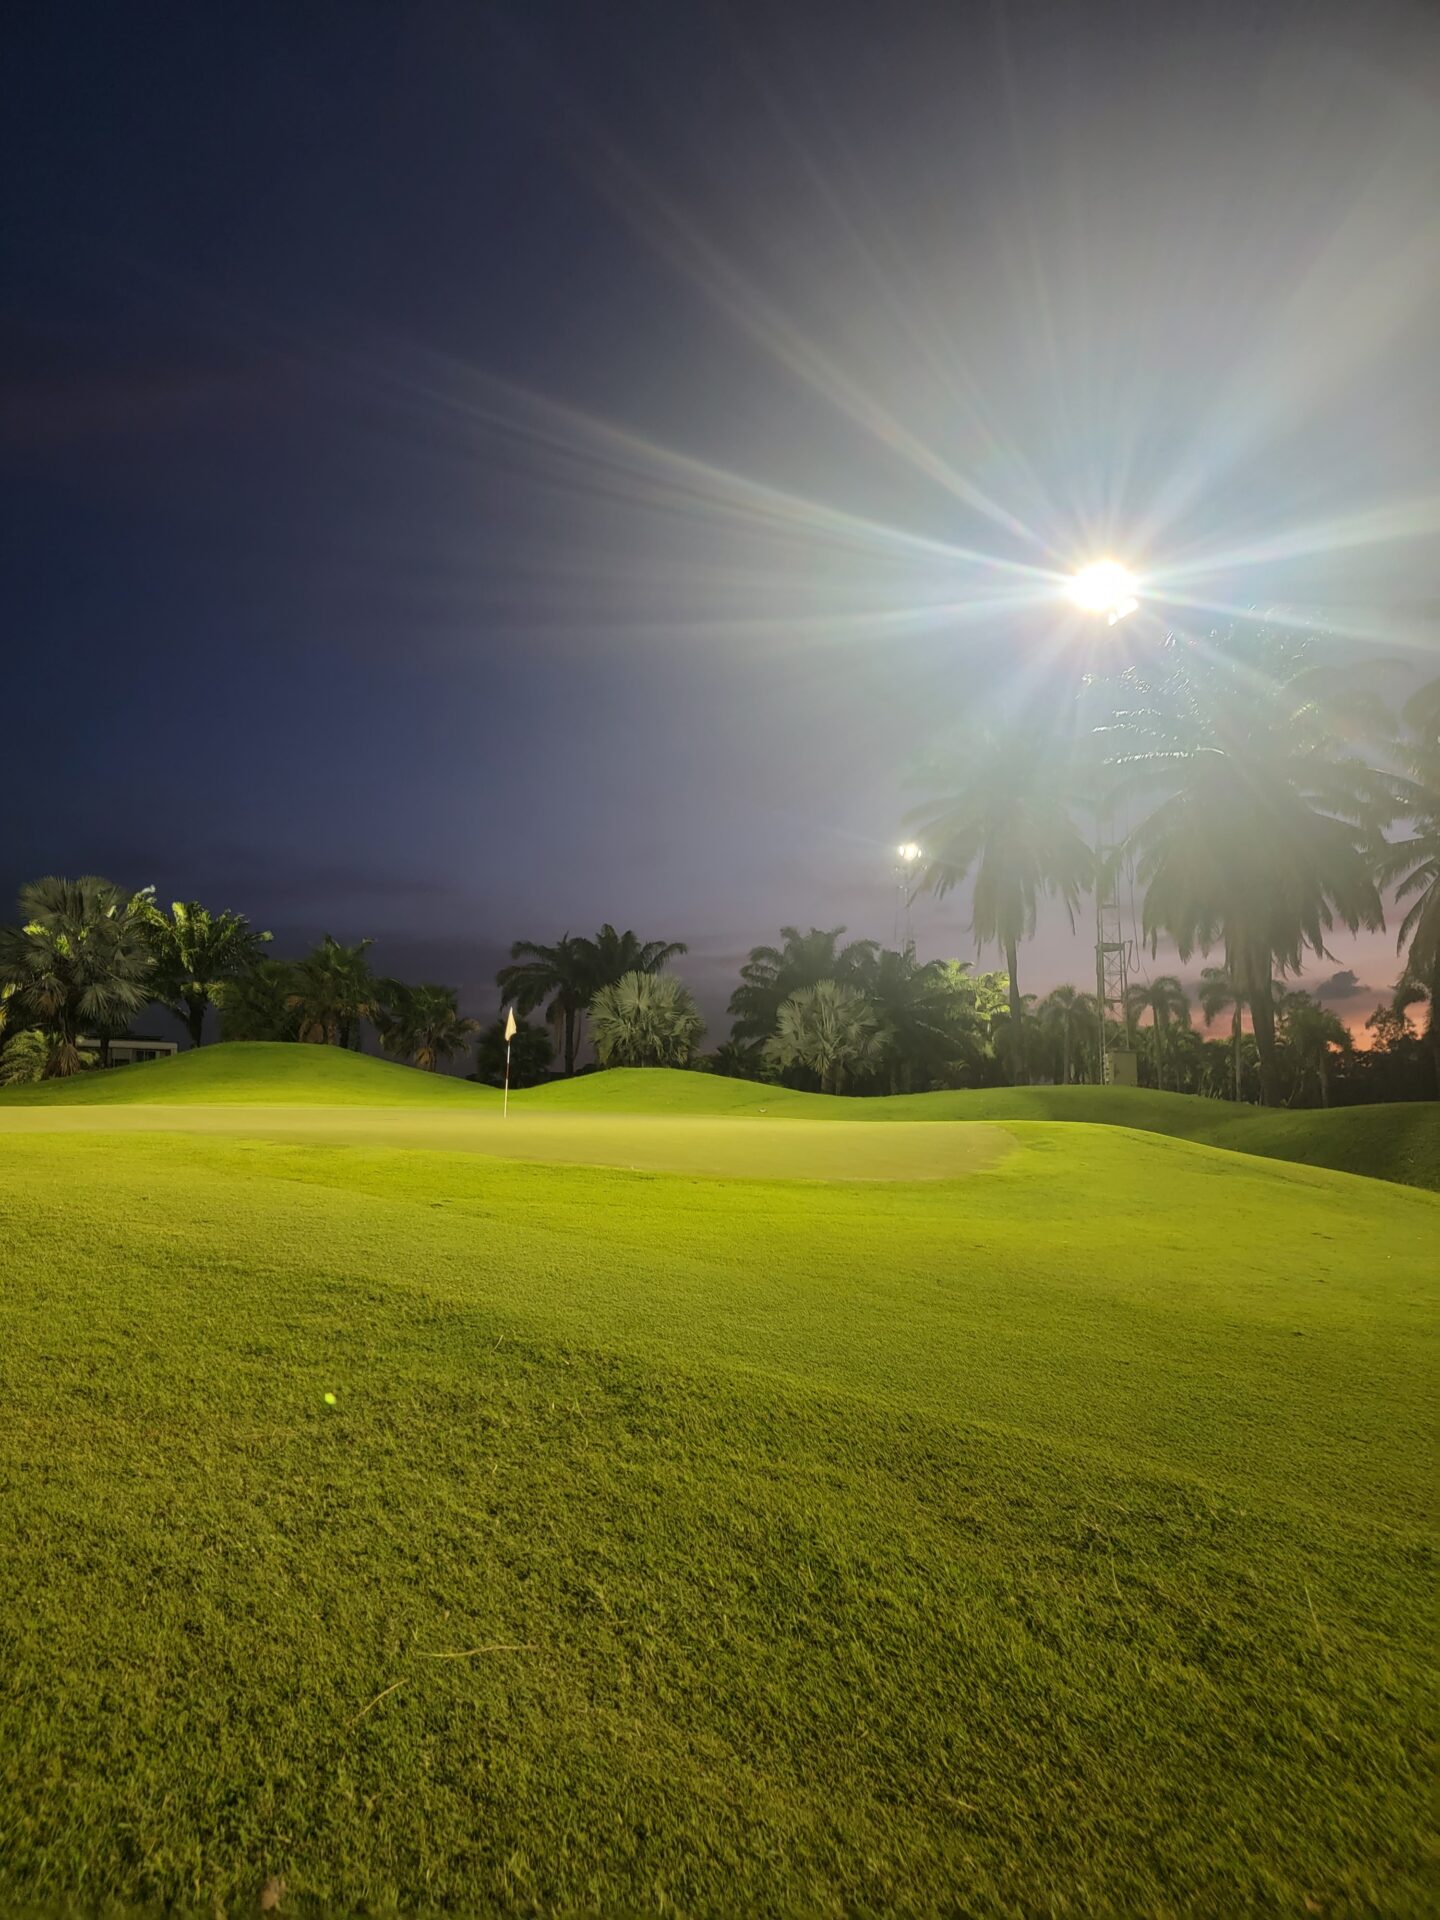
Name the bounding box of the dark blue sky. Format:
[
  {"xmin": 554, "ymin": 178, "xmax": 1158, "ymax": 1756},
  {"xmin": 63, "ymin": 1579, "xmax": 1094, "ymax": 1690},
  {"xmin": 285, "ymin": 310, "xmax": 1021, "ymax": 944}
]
[{"xmin": 4, "ymin": 0, "xmax": 1437, "ymax": 1036}]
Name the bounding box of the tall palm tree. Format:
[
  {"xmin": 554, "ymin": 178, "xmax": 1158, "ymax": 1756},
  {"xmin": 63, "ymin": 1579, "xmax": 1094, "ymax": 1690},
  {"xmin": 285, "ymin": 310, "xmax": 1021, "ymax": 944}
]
[
  {"xmin": 1124, "ymin": 975, "xmax": 1190, "ymax": 1092},
  {"xmin": 498, "ymin": 926, "xmax": 687, "ymax": 1075},
  {"xmin": 909, "ymin": 716, "xmax": 1093, "ymax": 1085},
  {"xmin": 764, "ymin": 981, "xmax": 884, "ymax": 1095},
  {"xmin": 1376, "ymin": 675, "xmax": 1439, "ymax": 1093},
  {"xmin": 589, "ymin": 971, "xmax": 705, "ymax": 1068},
  {"xmin": 728, "ymin": 926, "xmax": 878, "ymax": 1044},
  {"xmin": 1105, "ymin": 627, "xmax": 1385, "ymax": 1105},
  {"xmin": 145, "ymin": 900, "xmax": 272, "ymax": 1048},
  {"xmin": 496, "ymin": 935, "xmax": 591, "ymax": 1076},
  {"xmin": 1038, "ymin": 984, "xmax": 1097, "ymax": 1085},
  {"xmin": 375, "ymin": 980, "xmax": 479, "ymax": 1071},
  {"xmin": 1197, "ymin": 963, "xmax": 1245, "ymax": 1103},
  {"xmin": 284, "ymin": 936, "xmax": 379, "ymax": 1048},
  {"xmin": 0, "ymin": 876, "xmax": 155, "ymax": 1076},
  {"xmin": 583, "ymin": 924, "xmax": 689, "ymax": 986}
]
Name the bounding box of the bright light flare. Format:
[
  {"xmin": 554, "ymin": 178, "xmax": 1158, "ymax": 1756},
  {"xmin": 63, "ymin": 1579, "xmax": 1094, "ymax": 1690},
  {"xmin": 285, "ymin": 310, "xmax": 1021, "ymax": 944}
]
[
  {"xmin": 1069, "ymin": 560, "xmax": 1139, "ymax": 623},
  {"xmin": 897, "ymin": 842, "xmax": 922, "ymax": 863}
]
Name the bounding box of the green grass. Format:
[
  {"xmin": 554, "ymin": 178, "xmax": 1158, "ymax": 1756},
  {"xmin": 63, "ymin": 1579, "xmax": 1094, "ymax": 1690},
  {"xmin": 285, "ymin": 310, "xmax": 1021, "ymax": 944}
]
[
  {"xmin": 5, "ymin": 1044, "xmax": 1436, "ymax": 1189},
  {"xmin": 0, "ymin": 1048, "xmax": 1435, "ymax": 1913},
  {"xmin": 525, "ymin": 1067, "xmax": 1440, "ymax": 1190},
  {"xmin": 0, "ymin": 1037, "xmax": 499, "ymax": 1107}
]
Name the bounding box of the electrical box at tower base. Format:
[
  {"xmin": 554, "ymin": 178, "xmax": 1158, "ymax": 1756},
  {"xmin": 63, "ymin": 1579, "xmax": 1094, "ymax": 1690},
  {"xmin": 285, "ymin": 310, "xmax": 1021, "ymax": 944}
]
[{"xmin": 1104, "ymin": 1049, "xmax": 1139, "ymax": 1087}]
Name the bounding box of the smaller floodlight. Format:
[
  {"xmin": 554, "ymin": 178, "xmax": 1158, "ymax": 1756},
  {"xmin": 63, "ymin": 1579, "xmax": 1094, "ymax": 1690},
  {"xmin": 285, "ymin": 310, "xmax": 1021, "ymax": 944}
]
[
  {"xmin": 1069, "ymin": 560, "xmax": 1139, "ymax": 624},
  {"xmin": 897, "ymin": 842, "xmax": 922, "ymax": 863}
]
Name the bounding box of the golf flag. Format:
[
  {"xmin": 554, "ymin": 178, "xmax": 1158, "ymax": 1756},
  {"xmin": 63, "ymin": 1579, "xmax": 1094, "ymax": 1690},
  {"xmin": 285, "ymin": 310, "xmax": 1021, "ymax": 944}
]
[{"xmin": 502, "ymin": 1004, "xmax": 517, "ymax": 1118}]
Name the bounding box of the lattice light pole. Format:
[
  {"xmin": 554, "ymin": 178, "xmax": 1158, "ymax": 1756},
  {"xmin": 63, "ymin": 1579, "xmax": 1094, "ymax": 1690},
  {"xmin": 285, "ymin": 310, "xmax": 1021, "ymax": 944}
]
[{"xmin": 1093, "ymin": 813, "xmax": 1134, "ymax": 1083}]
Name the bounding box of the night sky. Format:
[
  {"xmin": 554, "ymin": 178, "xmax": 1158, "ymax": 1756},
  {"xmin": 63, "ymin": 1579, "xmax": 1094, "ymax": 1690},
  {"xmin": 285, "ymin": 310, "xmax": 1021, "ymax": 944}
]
[{"xmin": 4, "ymin": 0, "xmax": 1437, "ymax": 1044}]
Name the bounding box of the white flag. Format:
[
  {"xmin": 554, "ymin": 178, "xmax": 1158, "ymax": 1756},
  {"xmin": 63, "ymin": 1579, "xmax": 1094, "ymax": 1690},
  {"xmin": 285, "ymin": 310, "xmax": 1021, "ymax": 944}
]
[{"xmin": 503, "ymin": 1006, "xmax": 517, "ymax": 1042}]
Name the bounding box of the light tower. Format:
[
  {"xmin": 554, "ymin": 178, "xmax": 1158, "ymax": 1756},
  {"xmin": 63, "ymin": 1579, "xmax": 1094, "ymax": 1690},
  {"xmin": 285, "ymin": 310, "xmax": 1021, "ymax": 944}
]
[
  {"xmin": 1068, "ymin": 561, "xmax": 1140, "ymax": 1085},
  {"xmin": 894, "ymin": 842, "xmax": 921, "ymax": 951}
]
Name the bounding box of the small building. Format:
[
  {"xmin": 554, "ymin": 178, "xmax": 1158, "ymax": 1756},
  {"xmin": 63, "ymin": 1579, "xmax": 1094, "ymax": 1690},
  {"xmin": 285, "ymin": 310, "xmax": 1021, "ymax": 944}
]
[{"xmin": 78, "ymin": 1036, "xmax": 180, "ymax": 1068}]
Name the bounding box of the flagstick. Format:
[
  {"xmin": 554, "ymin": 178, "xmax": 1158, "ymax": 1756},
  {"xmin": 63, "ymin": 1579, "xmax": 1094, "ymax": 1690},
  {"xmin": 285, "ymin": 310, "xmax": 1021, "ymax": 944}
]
[{"xmin": 503, "ymin": 1038, "xmax": 511, "ymax": 1118}]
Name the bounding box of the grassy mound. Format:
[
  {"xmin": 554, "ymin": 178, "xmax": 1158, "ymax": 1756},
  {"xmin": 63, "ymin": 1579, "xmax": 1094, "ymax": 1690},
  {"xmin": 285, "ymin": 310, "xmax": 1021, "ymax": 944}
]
[
  {"xmin": 523, "ymin": 1068, "xmax": 1440, "ymax": 1190},
  {"xmin": 0, "ymin": 1039, "xmax": 496, "ymax": 1107},
  {"xmin": 4, "ymin": 1046, "xmax": 1434, "ymax": 1188},
  {"xmin": 0, "ymin": 1119, "xmax": 1433, "ymax": 1913}
]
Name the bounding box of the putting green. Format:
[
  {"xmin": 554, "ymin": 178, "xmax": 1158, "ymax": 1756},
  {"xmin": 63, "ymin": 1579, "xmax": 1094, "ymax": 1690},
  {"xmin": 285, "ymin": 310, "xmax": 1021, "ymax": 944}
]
[
  {"xmin": 6, "ymin": 1045, "xmax": 1434, "ymax": 1190},
  {"xmin": 0, "ymin": 1103, "xmax": 1014, "ymax": 1180}
]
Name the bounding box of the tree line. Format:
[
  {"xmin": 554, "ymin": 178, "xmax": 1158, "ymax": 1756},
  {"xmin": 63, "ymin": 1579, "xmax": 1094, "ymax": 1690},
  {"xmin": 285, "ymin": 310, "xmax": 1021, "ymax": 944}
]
[{"xmin": 1, "ymin": 628, "xmax": 1435, "ymax": 1104}]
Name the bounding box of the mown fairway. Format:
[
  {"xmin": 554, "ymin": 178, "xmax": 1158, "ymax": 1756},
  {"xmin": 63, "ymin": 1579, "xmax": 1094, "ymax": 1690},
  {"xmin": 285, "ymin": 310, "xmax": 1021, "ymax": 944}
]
[{"xmin": 0, "ymin": 1047, "xmax": 1435, "ymax": 1915}]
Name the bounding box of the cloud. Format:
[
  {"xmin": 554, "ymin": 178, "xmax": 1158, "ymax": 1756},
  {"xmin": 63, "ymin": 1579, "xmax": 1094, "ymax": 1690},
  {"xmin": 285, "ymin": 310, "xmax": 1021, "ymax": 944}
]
[{"xmin": 1313, "ymin": 969, "xmax": 1369, "ymax": 1003}]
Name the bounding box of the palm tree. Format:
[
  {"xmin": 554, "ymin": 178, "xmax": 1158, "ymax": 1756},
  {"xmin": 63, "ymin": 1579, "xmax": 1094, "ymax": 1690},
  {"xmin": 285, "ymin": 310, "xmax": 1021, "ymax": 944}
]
[
  {"xmin": 1376, "ymin": 675, "xmax": 1439, "ymax": 1093},
  {"xmin": 764, "ymin": 981, "xmax": 884, "ymax": 1095},
  {"xmin": 728, "ymin": 926, "xmax": 879, "ymax": 1045},
  {"xmin": 589, "ymin": 972, "xmax": 705, "ymax": 1068},
  {"xmin": 216, "ymin": 957, "xmax": 303, "ymax": 1042},
  {"xmin": 909, "ymin": 715, "xmax": 1093, "ymax": 1085},
  {"xmin": 1197, "ymin": 963, "xmax": 1245, "ymax": 1103},
  {"xmin": 584, "ymin": 924, "xmax": 689, "ymax": 986},
  {"xmin": 705, "ymin": 1038, "xmax": 769, "ymax": 1082},
  {"xmin": 284, "ymin": 936, "xmax": 379, "ymax": 1048},
  {"xmin": 375, "ymin": 980, "xmax": 478, "ymax": 1070},
  {"xmin": 0, "ymin": 876, "xmax": 155, "ymax": 1076},
  {"xmin": 853, "ymin": 946, "xmax": 977, "ymax": 1093},
  {"xmin": 474, "ymin": 1013, "xmax": 554, "ymax": 1089},
  {"xmin": 496, "ymin": 935, "xmax": 591, "ymax": 1076},
  {"xmin": 498, "ymin": 926, "xmax": 687, "ymax": 1075},
  {"xmin": 1278, "ymin": 991, "xmax": 1352, "ymax": 1108},
  {"xmin": 1124, "ymin": 975, "xmax": 1190, "ymax": 1092},
  {"xmin": 145, "ymin": 900, "xmax": 272, "ymax": 1047},
  {"xmin": 1105, "ymin": 627, "xmax": 1385, "ymax": 1105},
  {"xmin": 1037, "ymin": 983, "xmax": 1097, "ymax": 1084}
]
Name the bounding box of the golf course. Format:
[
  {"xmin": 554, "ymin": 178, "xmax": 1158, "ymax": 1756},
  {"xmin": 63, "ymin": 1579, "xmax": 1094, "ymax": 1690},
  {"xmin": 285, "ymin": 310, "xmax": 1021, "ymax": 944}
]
[{"xmin": 1, "ymin": 1043, "xmax": 1434, "ymax": 1914}]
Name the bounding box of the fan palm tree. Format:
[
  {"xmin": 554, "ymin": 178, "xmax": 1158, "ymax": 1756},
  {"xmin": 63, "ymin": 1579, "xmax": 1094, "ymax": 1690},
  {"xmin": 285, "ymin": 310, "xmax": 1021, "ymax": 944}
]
[
  {"xmin": 764, "ymin": 981, "xmax": 884, "ymax": 1095},
  {"xmin": 1104, "ymin": 627, "xmax": 1386, "ymax": 1105},
  {"xmin": 1375, "ymin": 675, "xmax": 1439, "ymax": 1092},
  {"xmin": 1124, "ymin": 975, "xmax": 1190, "ymax": 1092},
  {"xmin": 375, "ymin": 980, "xmax": 478, "ymax": 1070},
  {"xmin": 284, "ymin": 936, "xmax": 379, "ymax": 1048},
  {"xmin": 1037, "ymin": 983, "xmax": 1097, "ymax": 1084},
  {"xmin": 1197, "ymin": 963, "xmax": 1245, "ymax": 1103},
  {"xmin": 499, "ymin": 926, "xmax": 687, "ymax": 1075},
  {"xmin": 909, "ymin": 716, "xmax": 1093, "ymax": 1085},
  {"xmin": 728, "ymin": 926, "xmax": 879, "ymax": 1044},
  {"xmin": 0, "ymin": 876, "xmax": 155, "ymax": 1076},
  {"xmin": 589, "ymin": 971, "xmax": 705, "ymax": 1068},
  {"xmin": 144, "ymin": 900, "xmax": 272, "ymax": 1047}
]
